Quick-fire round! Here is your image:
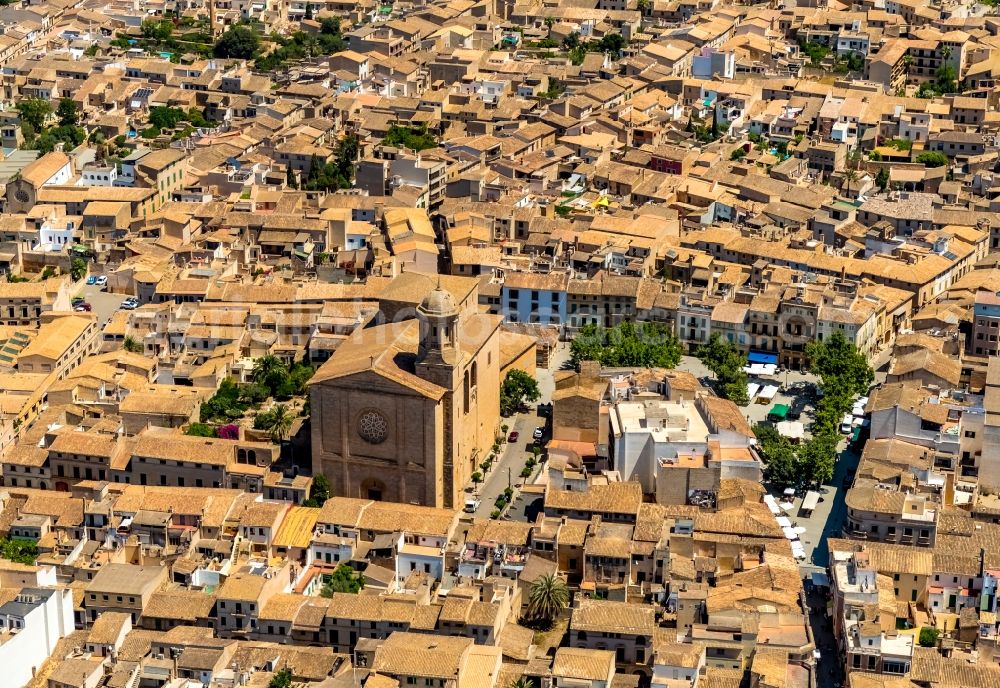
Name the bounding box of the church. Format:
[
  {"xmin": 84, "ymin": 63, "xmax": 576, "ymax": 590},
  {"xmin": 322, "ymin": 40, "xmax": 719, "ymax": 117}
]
[{"xmin": 309, "ymin": 284, "xmax": 503, "ymax": 509}]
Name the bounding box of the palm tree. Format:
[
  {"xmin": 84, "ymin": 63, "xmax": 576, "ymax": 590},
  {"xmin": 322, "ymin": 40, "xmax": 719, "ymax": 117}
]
[
  {"xmin": 265, "ymin": 404, "xmax": 293, "ymax": 444},
  {"xmin": 842, "ymin": 168, "xmax": 858, "ymax": 196},
  {"xmin": 940, "ymin": 45, "xmax": 952, "ymax": 64},
  {"xmin": 526, "ymin": 574, "xmax": 569, "ymax": 626},
  {"xmin": 252, "ymin": 354, "xmax": 285, "ymax": 387},
  {"xmin": 123, "ymin": 336, "xmax": 142, "ymax": 354},
  {"xmin": 507, "ymin": 679, "xmax": 534, "ymax": 688},
  {"xmin": 902, "ymin": 54, "xmax": 913, "ymax": 85}
]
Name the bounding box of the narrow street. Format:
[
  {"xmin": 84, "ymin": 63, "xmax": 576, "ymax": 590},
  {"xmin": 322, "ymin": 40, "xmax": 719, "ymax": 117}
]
[
  {"xmin": 470, "ymin": 412, "xmax": 540, "ymax": 517},
  {"xmin": 469, "ymin": 343, "xmax": 572, "ymax": 517}
]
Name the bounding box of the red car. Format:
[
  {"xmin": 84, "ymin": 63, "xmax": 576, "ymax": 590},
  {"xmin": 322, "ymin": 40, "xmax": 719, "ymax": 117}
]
[{"xmin": 508, "ymin": 431, "xmax": 519, "ymax": 442}]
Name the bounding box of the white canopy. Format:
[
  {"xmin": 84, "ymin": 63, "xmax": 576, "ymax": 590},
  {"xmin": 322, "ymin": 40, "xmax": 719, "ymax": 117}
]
[
  {"xmin": 783, "ymin": 487, "xmax": 796, "ymax": 497},
  {"xmin": 763, "ymin": 494, "xmax": 781, "ymax": 515},
  {"xmin": 776, "ymin": 421, "xmax": 805, "ymax": 440},
  {"xmin": 802, "ymin": 490, "xmax": 821, "ymax": 512},
  {"xmin": 776, "ymin": 516, "xmax": 792, "ymax": 528},
  {"xmin": 758, "ymin": 384, "xmax": 779, "ymax": 400},
  {"xmin": 783, "ymin": 526, "xmax": 799, "ymax": 540},
  {"xmin": 794, "ymin": 526, "xmax": 807, "ymax": 534},
  {"xmin": 747, "ymin": 382, "xmax": 761, "ymax": 400},
  {"xmin": 743, "ymin": 363, "xmax": 778, "ymax": 376}
]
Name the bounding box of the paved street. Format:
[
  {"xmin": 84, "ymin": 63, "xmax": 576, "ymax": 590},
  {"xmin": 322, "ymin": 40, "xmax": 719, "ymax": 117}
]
[
  {"xmin": 74, "ymin": 285, "xmax": 127, "ymax": 326},
  {"xmin": 777, "ymin": 443, "xmax": 860, "ymax": 574},
  {"xmin": 676, "ymin": 355, "xmax": 863, "ymax": 572},
  {"xmin": 468, "ymin": 343, "xmax": 572, "ymax": 518},
  {"xmin": 469, "ymin": 412, "xmax": 543, "ymax": 516}
]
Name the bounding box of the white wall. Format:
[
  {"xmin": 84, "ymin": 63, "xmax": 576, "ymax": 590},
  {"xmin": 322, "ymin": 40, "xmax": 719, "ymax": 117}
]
[{"xmin": 0, "ymin": 587, "xmax": 74, "ymax": 688}]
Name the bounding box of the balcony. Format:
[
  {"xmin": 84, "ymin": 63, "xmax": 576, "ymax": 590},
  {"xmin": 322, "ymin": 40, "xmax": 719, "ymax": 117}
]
[
  {"xmin": 461, "ymin": 546, "xmax": 488, "ymax": 564},
  {"xmin": 499, "ymin": 547, "xmax": 527, "ymax": 573}
]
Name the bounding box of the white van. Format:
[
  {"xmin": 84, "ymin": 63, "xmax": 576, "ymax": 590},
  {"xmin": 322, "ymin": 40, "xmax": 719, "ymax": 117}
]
[{"xmin": 463, "ymin": 499, "xmax": 480, "ymax": 513}]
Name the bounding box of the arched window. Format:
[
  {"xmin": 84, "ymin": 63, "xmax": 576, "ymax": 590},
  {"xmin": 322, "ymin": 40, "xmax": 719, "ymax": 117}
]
[
  {"xmin": 237, "ymin": 449, "xmax": 247, "ymax": 464},
  {"xmin": 471, "ymin": 360, "xmax": 478, "ymax": 389},
  {"xmin": 247, "ymin": 450, "xmax": 257, "ymax": 465},
  {"xmin": 463, "ymin": 370, "xmax": 470, "ymax": 414}
]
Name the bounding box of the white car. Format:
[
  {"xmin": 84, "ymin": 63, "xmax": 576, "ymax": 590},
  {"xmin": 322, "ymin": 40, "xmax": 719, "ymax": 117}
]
[
  {"xmin": 94, "ymin": 276, "xmax": 108, "ymax": 286},
  {"xmin": 532, "ymin": 427, "xmax": 544, "ymax": 441}
]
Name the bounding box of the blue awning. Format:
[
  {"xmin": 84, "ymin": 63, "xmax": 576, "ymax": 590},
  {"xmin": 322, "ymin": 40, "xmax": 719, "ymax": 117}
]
[{"xmin": 748, "ymin": 351, "xmax": 778, "ymax": 365}]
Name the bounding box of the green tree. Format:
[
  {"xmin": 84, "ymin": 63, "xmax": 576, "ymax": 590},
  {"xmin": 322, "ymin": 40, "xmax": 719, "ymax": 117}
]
[
  {"xmin": 798, "ymin": 432, "xmax": 837, "ymax": 486},
  {"xmin": 16, "ymin": 98, "xmax": 52, "ymax": 132},
  {"xmin": 636, "ymin": 0, "xmax": 651, "ymax": 11},
  {"xmin": 471, "ymin": 471, "xmax": 483, "ymax": 486},
  {"xmin": 570, "ymin": 321, "xmax": 682, "ymax": 369},
  {"xmin": 185, "ymin": 422, "xmax": 217, "ymax": 437},
  {"xmin": 525, "ymin": 574, "xmax": 569, "ymax": 627},
  {"xmin": 286, "ymin": 164, "xmax": 297, "ymax": 189},
  {"xmin": 383, "ymin": 124, "xmax": 437, "ymax": 152},
  {"xmin": 568, "ymin": 44, "xmax": 587, "ymax": 65},
  {"xmin": 597, "ymin": 33, "xmax": 625, "ymax": 55},
  {"xmin": 842, "ymin": 168, "xmax": 858, "ymax": 196},
  {"xmin": 805, "ymin": 332, "xmax": 873, "ymax": 397},
  {"xmin": 759, "ymin": 434, "xmax": 800, "ymax": 488},
  {"xmin": 0, "ymin": 537, "xmax": 38, "ymax": 565},
  {"xmin": 320, "ymin": 17, "xmax": 342, "ymax": 35},
  {"xmin": 915, "ymin": 151, "xmax": 948, "ymax": 168},
  {"xmin": 875, "ymin": 167, "xmax": 890, "ymax": 191},
  {"xmin": 303, "ymin": 474, "xmax": 330, "ymax": 507},
  {"xmin": 918, "ymin": 627, "xmax": 940, "ymax": 647},
  {"xmin": 501, "ymin": 369, "xmax": 541, "ymax": 416},
  {"xmin": 56, "ymin": 98, "xmax": 79, "ymax": 127},
  {"xmin": 320, "ymin": 564, "xmax": 363, "ymax": 596},
  {"xmin": 141, "ymin": 18, "xmax": 174, "ymax": 42},
  {"xmin": 70, "ymin": 257, "xmax": 87, "ymax": 281},
  {"xmin": 123, "ymin": 336, "xmax": 143, "ymax": 354},
  {"xmin": 696, "ymin": 333, "xmax": 749, "ymax": 406},
  {"xmin": 508, "ymin": 678, "xmax": 533, "ymax": 688},
  {"xmin": 263, "ymin": 403, "xmax": 293, "ymax": 443},
  {"xmin": 148, "ymin": 106, "xmax": 187, "ymax": 132},
  {"xmin": 252, "ymin": 354, "xmax": 288, "ymax": 393},
  {"xmin": 214, "ymin": 25, "xmax": 260, "ymax": 59},
  {"xmin": 268, "ymin": 668, "xmax": 293, "ymax": 688}
]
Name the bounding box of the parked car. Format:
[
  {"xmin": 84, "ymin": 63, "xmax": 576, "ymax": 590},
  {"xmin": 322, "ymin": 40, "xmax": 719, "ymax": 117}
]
[
  {"xmin": 94, "ymin": 276, "xmax": 107, "ymax": 286},
  {"xmin": 463, "ymin": 499, "xmax": 480, "ymax": 513},
  {"xmin": 532, "ymin": 427, "xmax": 544, "ymax": 441},
  {"xmin": 86, "ymin": 276, "xmax": 96, "ymax": 285},
  {"xmin": 121, "ymin": 298, "xmax": 138, "ymax": 310},
  {"xmin": 74, "ymin": 303, "xmax": 92, "ymax": 312},
  {"xmin": 508, "ymin": 431, "xmax": 519, "ymax": 443}
]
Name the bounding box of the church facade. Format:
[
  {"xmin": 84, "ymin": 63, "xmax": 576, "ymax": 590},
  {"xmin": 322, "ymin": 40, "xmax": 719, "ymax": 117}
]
[{"xmin": 309, "ymin": 287, "xmax": 502, "ymax": 509}]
